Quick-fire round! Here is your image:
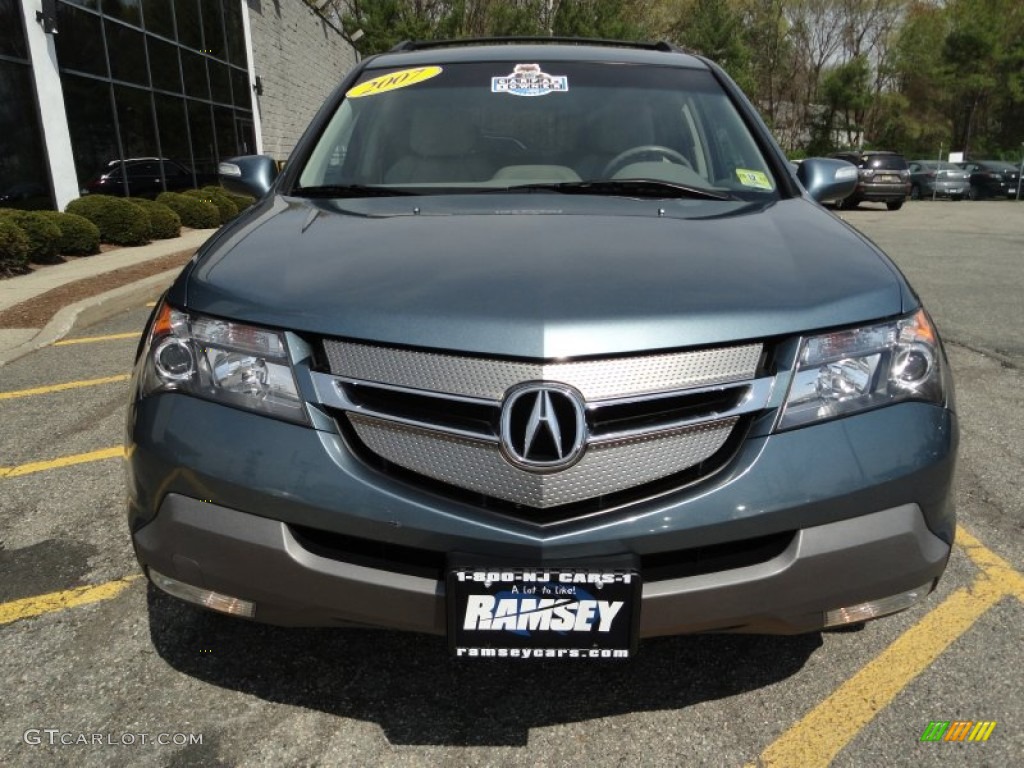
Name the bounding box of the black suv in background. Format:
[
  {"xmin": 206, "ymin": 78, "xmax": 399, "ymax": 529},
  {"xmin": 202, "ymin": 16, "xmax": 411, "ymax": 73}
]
[{"xmin": 831, "ymin": 150, "xmax": 911, "ymax": 210}]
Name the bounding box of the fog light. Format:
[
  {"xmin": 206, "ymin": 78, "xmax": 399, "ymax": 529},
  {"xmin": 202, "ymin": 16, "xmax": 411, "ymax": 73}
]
[
  {"xmin": 823, "ymin": 582, "xmax": 933, "ymax": 627},
  {"xmin": 149, "ymin": 569, "xmax": 255, "ymax": 618}
]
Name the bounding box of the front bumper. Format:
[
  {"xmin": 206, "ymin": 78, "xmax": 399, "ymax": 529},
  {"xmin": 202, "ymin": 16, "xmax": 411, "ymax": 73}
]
[
  {"xmin": 128, "ymin": 393, "xmax": 957, "ymax": 635},
  {"xmin": 135, "ymin": 495, "xmax": 949, "ymax": 635}
]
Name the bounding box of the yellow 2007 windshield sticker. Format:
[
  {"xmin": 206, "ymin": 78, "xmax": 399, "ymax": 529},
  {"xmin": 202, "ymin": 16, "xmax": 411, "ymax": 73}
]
[
  {"xmin": 736, "ymin": 168, "xmax": 773, "ymax": 190},
  {"xmin": 346, "ymin": 66, "xmax": 443, "ymax": 98}
]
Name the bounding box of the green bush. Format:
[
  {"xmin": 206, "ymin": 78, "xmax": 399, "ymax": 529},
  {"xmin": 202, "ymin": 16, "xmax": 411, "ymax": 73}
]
[
  {"xmin": 156, "ymin": 191, "xmax": 220, "ymax": 229},
  {"xmin": 65, "ymin": 194, "xmax": 151, "ymax": 246},
  {"xmin": 128, "ymin": 198, "xmax": 181, "ymax": 240},
  {"xmin": 0, "ymin": 218, "xmax": 30, "ymax": 276},
  {"xmin": 223, "ymin": 191, "xmax": 255, "ymax": 213},
  {"xmin": 184, "ymin": 187, "xmax": 238, "ymax": 224},
  {"xmin": 35, "ymin": 211, "xmax": 101, "ymax": 256},
  {"xmin": 0, "ymin": 209, "xmax": 62, "ymax": 264}
]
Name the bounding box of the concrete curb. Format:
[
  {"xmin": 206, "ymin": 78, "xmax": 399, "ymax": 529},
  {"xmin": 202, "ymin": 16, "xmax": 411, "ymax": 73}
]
[{"xmin": 0, "ymin": 267, "xmax": 179, "ymax": 367}]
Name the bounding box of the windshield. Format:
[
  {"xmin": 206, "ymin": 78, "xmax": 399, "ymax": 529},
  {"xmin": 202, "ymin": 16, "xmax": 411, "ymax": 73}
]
[{"xmin": 296, "ymin": 61, "xmax": 777, "ymax": 200}]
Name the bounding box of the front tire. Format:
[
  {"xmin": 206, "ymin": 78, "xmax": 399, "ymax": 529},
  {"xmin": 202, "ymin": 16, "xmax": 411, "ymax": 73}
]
[{"xmin": 910, "ymin": 185, "xmax": 920, "ymax": 200}]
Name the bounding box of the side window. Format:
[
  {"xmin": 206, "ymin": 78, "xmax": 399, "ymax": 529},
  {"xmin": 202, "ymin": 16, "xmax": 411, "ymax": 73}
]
[{"xmin": 131, "ymin": 162, "xmax": 160, "ymax": 177}]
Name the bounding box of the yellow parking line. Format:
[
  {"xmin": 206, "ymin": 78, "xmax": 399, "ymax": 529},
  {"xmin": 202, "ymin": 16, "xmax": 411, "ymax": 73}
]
[
  {"xmin": 0, "ymin": 446, "xmax": 124, "ymax": 479},
  {"xmin": 0, "ymin": 576, "xmax": 140, "ymax": 626},
  {"xmin": 956, "ymin": 526, "xmax": 1024, "ymax": 600},
  {"xmin": 0, "ymin": 374, "xmax": 130, "ymax": 400},
  {"xmin": 53, "ymin": 332, "xmax": 139, "ymax": 346},
  {"xmin": 749, "ymin": 525, "xmax": 1024, "ymax": 768}
]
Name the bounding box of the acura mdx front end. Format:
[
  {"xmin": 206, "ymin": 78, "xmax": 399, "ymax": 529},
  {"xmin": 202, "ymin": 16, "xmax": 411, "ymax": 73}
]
[{"xmin": 126, "ymin": 40, "xmax": 957, "ymax": 660}]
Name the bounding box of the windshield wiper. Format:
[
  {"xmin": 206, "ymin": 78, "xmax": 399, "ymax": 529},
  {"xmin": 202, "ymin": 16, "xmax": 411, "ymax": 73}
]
[
  {"xmin": 500, "ymin": 179, "xmax": 734, "ymax": 201},
  {"xmin": 291, "ymin": 184, "xmax": 419, "ymax": 198}
]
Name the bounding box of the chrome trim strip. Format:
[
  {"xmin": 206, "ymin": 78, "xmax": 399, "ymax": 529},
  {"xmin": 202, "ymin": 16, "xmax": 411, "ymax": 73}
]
[
  {"xmin": 310, "ymin": 371, "xmax": 499, "ymax": 442},
  {"xmin": 588, "ymin": 377, "xmax": 774, "ymax": 444},
  {"xmin": 311, "ymin": 371, "xmax": 773, "ymax": 444},
  {"xmin": 323, "ymin": 340, "xmax": 763, "ymax": 400}
]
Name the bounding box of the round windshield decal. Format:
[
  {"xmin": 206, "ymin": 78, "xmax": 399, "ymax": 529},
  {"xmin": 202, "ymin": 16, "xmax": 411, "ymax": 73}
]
[{"xmin": 347, "ymin": 66, "xmax": 443, "ymax": 98}]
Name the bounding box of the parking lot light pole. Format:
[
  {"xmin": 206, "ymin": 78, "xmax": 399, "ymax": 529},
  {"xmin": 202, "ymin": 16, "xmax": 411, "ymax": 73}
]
[{"xmin": 1017, "ymin": 143, "xmax": 1023, "ymax": 201}]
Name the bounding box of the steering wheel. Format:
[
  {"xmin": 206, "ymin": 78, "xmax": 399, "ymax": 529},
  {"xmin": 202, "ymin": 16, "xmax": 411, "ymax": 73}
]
[{"xmin": 601, "ymin": 145, "xmax": 692, "ymax": 178}]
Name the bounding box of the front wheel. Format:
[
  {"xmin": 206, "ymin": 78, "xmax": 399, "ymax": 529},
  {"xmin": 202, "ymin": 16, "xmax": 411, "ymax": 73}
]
[
  {"xmin": 886, "ymin": 200, "xmax": 904, "ymax": 211},
  {"xmin": 968, "ymin": 186, "xmax": 980, "ymax": 201},
  {"xmin": 910, "ymin": 185, "xmax": 920, "ymax": 200}
]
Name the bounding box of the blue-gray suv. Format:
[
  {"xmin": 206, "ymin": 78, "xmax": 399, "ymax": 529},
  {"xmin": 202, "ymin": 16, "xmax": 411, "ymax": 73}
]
[{"xmin": 127, "ymin": 39, "xmax": 957, "ymax": 660}]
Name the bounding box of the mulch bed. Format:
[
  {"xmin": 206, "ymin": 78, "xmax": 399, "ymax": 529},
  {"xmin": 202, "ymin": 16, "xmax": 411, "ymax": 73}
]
[{"xmin": 0, "ymin": 248, "xmax": 195, "ymax": 329}]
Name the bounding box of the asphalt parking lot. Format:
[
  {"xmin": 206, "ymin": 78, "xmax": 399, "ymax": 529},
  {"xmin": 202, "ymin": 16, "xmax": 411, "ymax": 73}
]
[{"xmin": 1, "ymin": 199, "xmax": 1021, "ymax": 767}]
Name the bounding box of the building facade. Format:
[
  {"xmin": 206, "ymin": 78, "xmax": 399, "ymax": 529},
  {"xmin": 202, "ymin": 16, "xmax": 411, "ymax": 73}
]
[{"xmin": 1, "ymin": 0, "xmax": 356, "ymax": 211}]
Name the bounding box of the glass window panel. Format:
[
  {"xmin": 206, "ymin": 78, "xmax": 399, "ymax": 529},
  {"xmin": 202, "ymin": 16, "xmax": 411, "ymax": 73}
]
[
  {"xmin": 104, "ymin": 0, "xmax": 142, "ymax": 27},
  {"xmin": 141, "ymin": 0, "xmax": 174, "ymax": 39},
  {"xmin": 235, "ymin": 114, "xmax": 256, "ymax": 156},
  {"xmin": 173, "ymin": 0, "xmax": 202, "ymax": 50},
  {"xmin": 200, "ymin": 0, "xmax": 225, "ymax": 60},
  {"xmin": 0, "ymin": 61, "xmax": 53, "ymax": 210},
  {"xmin": 181, "ymin": 49, "xmax": 208, "ymax": 99},
  {"xmin": 209, "ymin": 60, "xmax": 231, "ymax": 104},
  {"xmin": 106, "ymin": 20, "xmax": 148, "ymax": 85},
  {"xmin": 224, "ymin": 0, "xmax": 246, "ymax": 67},
  {"xmin": 187, "ymin": 99, "xmax": 216, "ymax": 176},
  {"xmin": 55, "ymin": 4, "xmax": 107, "ymax": 77},
  {"xmin": 154, "ymin": 94, "xmax": 195, "ymax": 188},
  {"xmin": 148, "ymin": 35, "xmax": 181, "ymax": 93},
  {"xmin": 213, "ymin": 104, "xmax": 236, "ymax": 161},
  {"xmin": 0, "ymin": 0, "xmax": 28, "ymax": 59},
  {"xmin": 113, "ymin": 84, "xmax": 157, "ymax": 160},
  {"xmin": 231, "ymin": 66, "xmax": 250, "ymax": 108},
  {"xmin": 61, "ymin": 74, "xmax": 119, "ymax": 193}
]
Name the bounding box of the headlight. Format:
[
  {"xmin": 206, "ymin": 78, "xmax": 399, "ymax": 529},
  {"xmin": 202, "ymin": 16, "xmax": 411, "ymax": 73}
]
[
  {"xmin": 140, "ymin": 302, "xmax": 307, "ymax": 424},
  {"xmin": 777, "ymin": 309, "xmax": 946, "ymax": 431}
]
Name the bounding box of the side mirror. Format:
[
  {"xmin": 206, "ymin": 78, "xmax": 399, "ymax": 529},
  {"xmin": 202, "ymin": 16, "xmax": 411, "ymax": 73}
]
[
  {"xmin": 797, "ymin": 158, "xmax": 858, "ymax": 204},
  {"xmin": 218, "ymin": 155, "xmax": 278, "ymax": 198}
]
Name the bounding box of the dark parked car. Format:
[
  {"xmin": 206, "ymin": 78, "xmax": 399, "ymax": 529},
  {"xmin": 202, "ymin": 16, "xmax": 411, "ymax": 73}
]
[
  {"xmin": 830, "ymin": 150, "xmax": 911, "ymax": 210},
  {"xmin": 83, "ymin": 157, "xmax": 213, "ymax": 198},
  {"xmin": 907, "ymin": 160, "xmax": 970, "ymax": 200},
  {"xmin": 957, "ymin": 160, "xmax": 1022, "ymax": 200},
  {"xmin": 128, "ymin": 40, "xmax": 956, "ymax": 660}
]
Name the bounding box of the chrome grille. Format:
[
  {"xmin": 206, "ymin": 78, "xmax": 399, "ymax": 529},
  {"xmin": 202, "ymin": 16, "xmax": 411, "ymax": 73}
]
[
  {"xmin": 323, "ymin": 340, "xmax": 762, "ymax": 399},
  {"xmin": 349, "ymin": 414, "xmax": 738, "ymax": 508},
  {"xmin": 315, "ymin": 340, "xmax": 770, "ymax": 511}
]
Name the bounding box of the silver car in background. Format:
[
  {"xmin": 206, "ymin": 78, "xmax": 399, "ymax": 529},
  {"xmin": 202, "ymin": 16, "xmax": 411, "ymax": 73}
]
[{"xmin": 908, "ymin": 160, "xmax": 970, "ymax": 201}]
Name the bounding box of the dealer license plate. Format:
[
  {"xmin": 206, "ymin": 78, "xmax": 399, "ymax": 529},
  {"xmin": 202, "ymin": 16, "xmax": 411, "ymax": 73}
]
[{"xmin": 447, "ymin": 566, "xmax": 641, "ymax": 659}]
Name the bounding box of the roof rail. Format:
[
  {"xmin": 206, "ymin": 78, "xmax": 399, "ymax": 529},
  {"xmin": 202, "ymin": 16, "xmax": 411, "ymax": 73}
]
[{"xmin": 388, "ymin": 37, "xmax": 681, "ymax": 53}]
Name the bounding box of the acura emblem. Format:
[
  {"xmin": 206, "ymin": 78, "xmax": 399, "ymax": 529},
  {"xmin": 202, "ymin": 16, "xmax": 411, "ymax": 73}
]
[{"xmin": 500, "ymin": 384, "xmax": 586, "ymax": 471}]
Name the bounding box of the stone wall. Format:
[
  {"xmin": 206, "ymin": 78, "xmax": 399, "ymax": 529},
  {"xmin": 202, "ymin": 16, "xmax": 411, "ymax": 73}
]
[{"xmin": 247, "ymin": 0, "xmax": 356, "ymax": 161}]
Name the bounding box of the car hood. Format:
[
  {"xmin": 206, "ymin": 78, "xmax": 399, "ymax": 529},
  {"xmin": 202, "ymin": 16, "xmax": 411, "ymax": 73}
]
[{"xmin": 179, "ymin": 196, "xmax": 911, "ymax": 358}]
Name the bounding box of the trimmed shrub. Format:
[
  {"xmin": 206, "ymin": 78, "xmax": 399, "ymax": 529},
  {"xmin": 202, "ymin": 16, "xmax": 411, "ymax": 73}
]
[
  {"xmin": 128, "ymin": 198, "xmax": 181, "ymax": 240},
  {"xmin": 156, "ymin": 191, "xmax": 220, "ymax": 229},
  {"xmin": 0, "ymin": 209, "xmax": 62, "ymax": 264},
  {"xmin": 223, "ymin": 191, "xmax": 255, "ymax": 213},
  {"xmin": 184, "ymin": 187, "xmax": 238, "ymax": 224},
  {"xmin": 0, "ymin": 218, "xmax": 30, "ymax": 276},
  {"xmin": 35, "ymin": 211, "xmax": 101, "ymax": 256},
  {"xmin": 65, "ymin": 194, "xmax": 152, "ymax": 246}
]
